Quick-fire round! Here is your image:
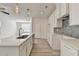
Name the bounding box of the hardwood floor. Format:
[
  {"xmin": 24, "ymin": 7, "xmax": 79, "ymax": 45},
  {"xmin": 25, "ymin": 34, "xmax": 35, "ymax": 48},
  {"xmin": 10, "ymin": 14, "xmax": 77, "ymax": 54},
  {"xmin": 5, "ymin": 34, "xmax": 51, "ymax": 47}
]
[{"xmin": 30, "ymin": 39, "xmax": 60, "ymax": 56}]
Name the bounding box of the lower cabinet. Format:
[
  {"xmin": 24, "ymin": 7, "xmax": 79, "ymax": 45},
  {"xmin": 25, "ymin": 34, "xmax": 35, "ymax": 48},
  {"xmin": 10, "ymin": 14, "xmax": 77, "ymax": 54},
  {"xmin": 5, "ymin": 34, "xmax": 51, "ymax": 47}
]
[
  {"xmin": 61, "ymin": 41, "xmax": 78, "ymax": 56},
  {"xmin": 20, "ymin": 36, "xmax": 33, "ymax": 56},
  {"xmin": 52, "ymin": 33, "xmax": 62, "ymax": 50},
  {"xmin": 19, "ymin": 42, "xmax": 27, "ymax": 56},
  {"xmin": 26, "ymin": 37, "xmax": 33, "ymax": 56}
]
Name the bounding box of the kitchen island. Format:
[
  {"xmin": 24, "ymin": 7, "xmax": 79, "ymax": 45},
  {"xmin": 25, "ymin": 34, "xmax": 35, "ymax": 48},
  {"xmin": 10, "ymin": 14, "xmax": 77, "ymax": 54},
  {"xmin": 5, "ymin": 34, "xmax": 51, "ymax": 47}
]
[{"xmin": 0, "ymin": 33, "xmax": 34, "ymax": 56}]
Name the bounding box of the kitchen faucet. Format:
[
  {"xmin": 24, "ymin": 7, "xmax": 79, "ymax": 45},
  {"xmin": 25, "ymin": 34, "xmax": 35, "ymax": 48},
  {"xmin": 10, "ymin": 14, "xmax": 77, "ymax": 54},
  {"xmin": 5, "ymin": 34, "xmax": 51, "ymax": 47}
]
[{"xmin": 19, "ymin": 28, "xmax": 23, "ymax": 37}]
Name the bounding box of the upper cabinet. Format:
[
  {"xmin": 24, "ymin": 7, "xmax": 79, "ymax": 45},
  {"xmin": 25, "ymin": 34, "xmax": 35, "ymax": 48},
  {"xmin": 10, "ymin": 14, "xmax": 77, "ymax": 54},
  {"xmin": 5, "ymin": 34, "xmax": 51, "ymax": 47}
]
[
  {"xmin": 60, "ymin": 3, "xmax": 69, "ymax": 17},
  {"xmin": 56, "ymin": 4, "xmax": 61, "ymax": 19},
  {"xmin": 56, "ymin": 3, "xmax": 69, "ymax": 19},
  {"xmin": 48, "ymin": 3, "xmax": 69, "ymax": 28},
  {"xmin": 55, "ymin": 3, "xmax": 79, "ymax": 26},
  {"xmin": 69, "ymin": 4, "xmax": 79, "ymax": 25}
]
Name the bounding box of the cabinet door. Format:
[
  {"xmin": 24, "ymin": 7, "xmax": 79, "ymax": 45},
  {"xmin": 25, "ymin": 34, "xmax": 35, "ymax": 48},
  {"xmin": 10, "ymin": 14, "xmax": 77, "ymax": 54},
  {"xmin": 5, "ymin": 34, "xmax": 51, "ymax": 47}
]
[
  {"xmin": 53, "ymin": 10, "xmax": 58, "ymax": 27},
  {"xmin": 26, "ymin": 38, "xmax": 32, "ymax": 56},
  {"xmin": 56, "ymin": 3, "xmax": 61, "ymax": 19},
  {"xmin": 60, "ymin": 3, "xmax": 69, "ymax": 17},
  {"xmin": 52, "ymin": 34, "xmax": 61, "ymax": 50},
  {"xmin": 20, "ymin": 43, "xmax": 26, "ymax": 56},
  {"xmin": 61, "ymin": 41, "xmax": 78, "ymax": 56}
]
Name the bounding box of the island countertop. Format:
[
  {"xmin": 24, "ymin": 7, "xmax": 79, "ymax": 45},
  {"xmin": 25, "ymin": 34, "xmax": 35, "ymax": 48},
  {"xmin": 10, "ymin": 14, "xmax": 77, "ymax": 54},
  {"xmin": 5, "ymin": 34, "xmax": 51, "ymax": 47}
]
[{"xmin": 0, "ymin": 33, "xmax": 33, "ymax": 47}]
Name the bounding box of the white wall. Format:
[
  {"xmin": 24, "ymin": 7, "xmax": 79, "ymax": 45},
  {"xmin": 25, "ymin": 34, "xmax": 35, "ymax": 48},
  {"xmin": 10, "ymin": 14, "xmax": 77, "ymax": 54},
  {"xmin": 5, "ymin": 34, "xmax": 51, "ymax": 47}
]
[
  {"xmin": 0, "ymin": 9, "xmax": 48, "ymax": 40},
  {"xmin": 0, "ymin": 12, "xmax": 16, "ymax": 39},
  {"xmin": 32, "ymin": 18, "xmax": 48, "ymax": 39},
  {"xmin": 69, "ymin": 4, "xmax": 79, "ymax": 25}
]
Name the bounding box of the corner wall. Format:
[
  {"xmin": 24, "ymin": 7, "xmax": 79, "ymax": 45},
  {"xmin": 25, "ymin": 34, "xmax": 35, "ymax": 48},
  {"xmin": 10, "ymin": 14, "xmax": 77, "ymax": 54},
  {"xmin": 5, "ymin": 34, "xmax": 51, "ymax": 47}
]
[{"xmin": 0, "ymin": 12, "xmax": 16, "ymax": 39}]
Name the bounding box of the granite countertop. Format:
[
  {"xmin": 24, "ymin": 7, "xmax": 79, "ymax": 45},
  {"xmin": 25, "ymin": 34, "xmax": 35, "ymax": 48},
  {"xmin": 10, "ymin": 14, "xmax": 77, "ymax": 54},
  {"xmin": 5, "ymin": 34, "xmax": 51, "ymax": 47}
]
[
  {"xmin": 0, "ymin": 33, "xmax": 33, "ymax": 47},
  {"xmin": 61, "ymin": 39, "xmax": 79, "ymax": 51}
]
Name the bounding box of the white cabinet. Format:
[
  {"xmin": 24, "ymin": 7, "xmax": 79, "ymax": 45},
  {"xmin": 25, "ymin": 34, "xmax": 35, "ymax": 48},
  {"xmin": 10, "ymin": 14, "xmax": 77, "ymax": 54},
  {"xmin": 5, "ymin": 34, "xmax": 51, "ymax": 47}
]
[
  {"xmin": 52, "ymin": 33, "xmax": 62, "ymax": 50},
  {"xmin": 56, "ymin": 4, "xmax": 61, "ymax": 19},
  {"xmin": 53, "ymin": 3, "xmax": 69, "ymax": 28},
  {"xmin": 26, "ymin": 37, "xmax": 33, "ymax": 56},
  {"xmin": 61, "ymin": 41, "xmax": 78, "ymax": 56},
  {"xmin": 60, "ymin": 3, "xmax": 69, "ymax": 17},
  {"xmin": 47, "ymin": 11, "xmax": 58, "ymax": 47},
  {"xmin": 61, "ymin": 35, "xmax": 79, "ymax": 56},
  {"xmin": 20, "ymin": 35, "xmax": 33, "ymax": 56},
  {"xmin": 20, "ymin": 41, "xmax": 27, "ymax": 56},
  {"xmin": 69, "ymin": 4, "xmax": 79, "ymax": 25},
  {"xmin": 49, "ymin": 9, "xmax": 58, "ymax": 27},
  {"xmin": 56, "ymin": 3, "xmax": 69, "ymax": 19},
  {"xmin": 54, "ymin": 10, "xmax": 58, "ymax": 27},
  {"xmin": 47, "ymin": 3, "xmax": 69, "ymax": 50},
  {"xmin": 52, "ymin": 10, "xmax": 58, "ymax": 27}
]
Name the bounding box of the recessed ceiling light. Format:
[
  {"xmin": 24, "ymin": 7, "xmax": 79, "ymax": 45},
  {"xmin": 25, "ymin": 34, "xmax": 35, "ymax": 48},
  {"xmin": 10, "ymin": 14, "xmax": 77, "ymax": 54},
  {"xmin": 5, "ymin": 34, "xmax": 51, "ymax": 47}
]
[
  {"xmin": 45, "ymin": 5, "xmax": 48, "ymax": 9},
  {"xmin": 27, "ymin": 8, "xmax": 30, "ymax": 11},
  {"xmin": 40, "ymin": 5, "xmax": 48, "ymax": 15}
]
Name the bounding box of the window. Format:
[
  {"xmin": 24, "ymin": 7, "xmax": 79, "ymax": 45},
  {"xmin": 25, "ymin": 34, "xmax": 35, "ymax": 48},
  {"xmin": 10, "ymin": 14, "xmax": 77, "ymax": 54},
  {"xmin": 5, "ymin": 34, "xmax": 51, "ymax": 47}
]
[{"xmin": 21, "ymin": 22, "xmax": 32, "ymax": 33}]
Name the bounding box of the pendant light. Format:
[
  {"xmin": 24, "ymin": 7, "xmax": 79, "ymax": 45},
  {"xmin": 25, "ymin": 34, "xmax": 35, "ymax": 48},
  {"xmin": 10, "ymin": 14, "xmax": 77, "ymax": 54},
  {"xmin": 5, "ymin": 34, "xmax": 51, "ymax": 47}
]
[
  {"xmin": 15, "ymin": 3, "xmax": 19, "ymax": 14},
  {"xmin": 26, "ymin": 8, "xmax": 31, "ymax": 21}
]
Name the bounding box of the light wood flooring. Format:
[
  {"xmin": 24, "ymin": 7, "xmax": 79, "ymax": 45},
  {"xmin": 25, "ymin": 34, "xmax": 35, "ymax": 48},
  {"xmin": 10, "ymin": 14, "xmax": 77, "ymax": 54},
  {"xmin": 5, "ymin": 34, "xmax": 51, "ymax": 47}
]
[{"xmin": 30, "ymin": 39, "xmax": 60, "ymax": 56}]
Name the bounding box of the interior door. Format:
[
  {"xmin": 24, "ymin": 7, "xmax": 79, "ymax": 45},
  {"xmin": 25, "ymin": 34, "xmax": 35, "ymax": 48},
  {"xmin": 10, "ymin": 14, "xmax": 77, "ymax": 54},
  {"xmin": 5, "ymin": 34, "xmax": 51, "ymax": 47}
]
[{"xmin": 33, "ymin": 19, "xmax": 41, "ymax": 38}]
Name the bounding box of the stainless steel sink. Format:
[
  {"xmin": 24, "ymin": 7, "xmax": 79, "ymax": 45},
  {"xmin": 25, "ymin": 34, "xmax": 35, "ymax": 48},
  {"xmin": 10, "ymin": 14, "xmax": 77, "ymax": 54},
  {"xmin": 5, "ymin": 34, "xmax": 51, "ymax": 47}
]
[{"xmin": 17, "ymin": 35, "xmax": 29, "ymax": 39}]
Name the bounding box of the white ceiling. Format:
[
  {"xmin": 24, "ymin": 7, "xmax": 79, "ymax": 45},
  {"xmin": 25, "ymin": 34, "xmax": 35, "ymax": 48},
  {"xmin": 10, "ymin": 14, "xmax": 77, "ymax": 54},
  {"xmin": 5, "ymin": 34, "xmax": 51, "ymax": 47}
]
[{"xmin": 0, "ymin": 3, "xmax": 56, "ymax": 19}]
